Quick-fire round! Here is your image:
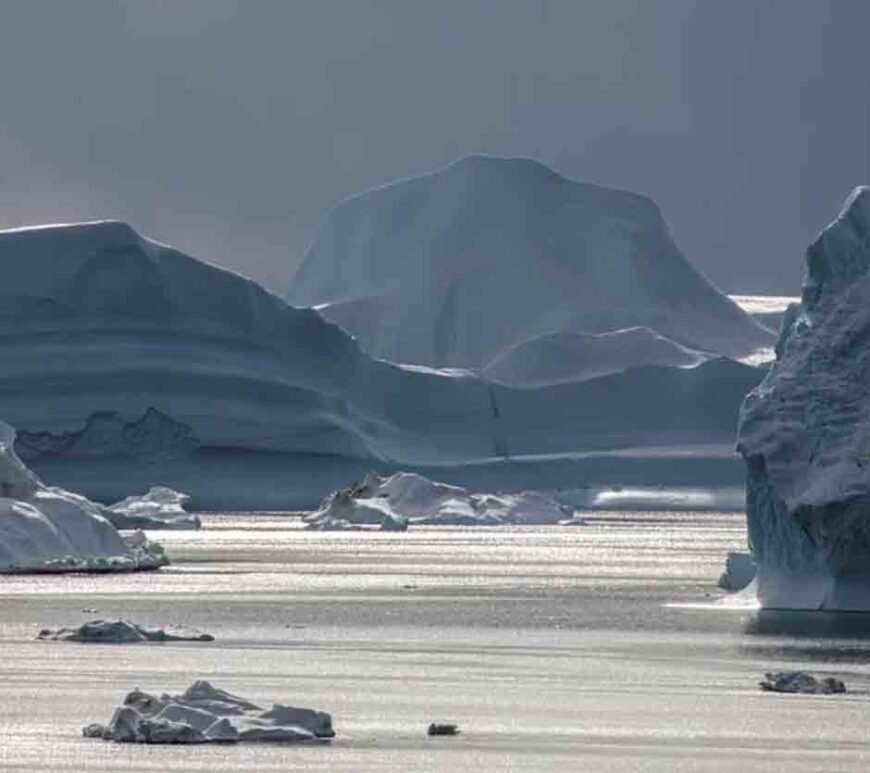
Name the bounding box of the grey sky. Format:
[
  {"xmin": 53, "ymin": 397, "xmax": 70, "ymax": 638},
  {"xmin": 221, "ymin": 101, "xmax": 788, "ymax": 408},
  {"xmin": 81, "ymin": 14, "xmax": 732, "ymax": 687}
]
[{"xmin": 0, "ymin": 0, "xmax": 866, "ymax": 295}]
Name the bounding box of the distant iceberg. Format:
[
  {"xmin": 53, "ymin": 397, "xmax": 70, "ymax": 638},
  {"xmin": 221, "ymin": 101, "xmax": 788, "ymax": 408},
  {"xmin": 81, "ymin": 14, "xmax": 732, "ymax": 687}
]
[
  {"xmin": 39, "ymin": 619, "xmax": 213, "ymax": 643},
  {"xmin": 0, "ymin": 420, "xmax": 166, "ymax": 573},
  {"xmin": 106, "ymin": 487, "xmax": 200, "ymax": 530},
  {"xmin": 737, "ymin": 187, "xmax": 870, "ymax": 609},
  {"xmin": 304, "ymin": 472, "xmax": 575, "ymax": 529},
  {"xmin": 289, "ymin": 154, "xmax": 773, "ymax": 374},
  {"xmin": 0, "ymin": 217, "xmax": 761, "ymax": 509}
]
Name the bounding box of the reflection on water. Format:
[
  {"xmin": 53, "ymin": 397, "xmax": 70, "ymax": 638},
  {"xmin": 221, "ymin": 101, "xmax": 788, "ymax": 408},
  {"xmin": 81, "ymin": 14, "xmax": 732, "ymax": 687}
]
[
  {"xmin": 746, "ymin": 609, "xmax": 870, "ymax": 639},
  {"xmin": 739, "ymin": 610, "xmax": 870, "ymax": 667}
]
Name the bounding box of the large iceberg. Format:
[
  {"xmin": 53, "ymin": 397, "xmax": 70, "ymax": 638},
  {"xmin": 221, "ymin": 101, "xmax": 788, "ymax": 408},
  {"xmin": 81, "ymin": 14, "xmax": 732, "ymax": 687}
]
[
  {"xmin": 0, "ymin": 420, "xmax": 166, "ymax": 573},
  {"xmin": 304, "ymin": 472, "xmax": 575, "ymax": 529},
  {"xmin": 737, "ymin": 187, "xmax": 870, "ymax": 610},
  {"xmin": 0, "ymin": 219, "xmax": 761, "ymax": 509},
  {"xmin": 288, "ymin": 155, "xmax": 773, "ymax": 373}
]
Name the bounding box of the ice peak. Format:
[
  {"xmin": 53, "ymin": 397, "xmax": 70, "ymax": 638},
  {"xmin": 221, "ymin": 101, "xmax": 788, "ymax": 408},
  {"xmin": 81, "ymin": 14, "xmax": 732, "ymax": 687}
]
[
  {"xmin": 446, "ymin": 153, "xmax": 569, "ymax": 183},
  {"xmin": 804, "ymin": 186, "xmax": 870, "ymax": 311}
]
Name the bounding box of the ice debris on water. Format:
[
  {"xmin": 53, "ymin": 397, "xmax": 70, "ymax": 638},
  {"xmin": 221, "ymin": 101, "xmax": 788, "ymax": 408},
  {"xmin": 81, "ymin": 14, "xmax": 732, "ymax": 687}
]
[
  {"xmin": 304, "ymin": 472, "xmax": 574, "ymax": 530},
  {"xmin": 427, "ymin": 722, "xmax": 459, "ymax": 736},
  {"xmin": 105, "ymin": 487, "xmax": 200, "ymax": 531},
  {"xmin": 83, "ymin": 680, "xmax": 334, "ymax": 744},
  {"xmin": 38, "ymin": 619, "xmax": 214, "ymax": 643},
  {"xmin": 759, "ymin": 672, "xmax": 846, "ymax": 694}
]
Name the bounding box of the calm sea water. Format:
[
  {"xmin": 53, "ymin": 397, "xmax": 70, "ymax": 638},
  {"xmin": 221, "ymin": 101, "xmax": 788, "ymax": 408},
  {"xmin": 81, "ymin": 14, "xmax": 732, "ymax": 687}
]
[{"xmin": 2, "ymin": 512, "xmax": 870, "ymax": 771}]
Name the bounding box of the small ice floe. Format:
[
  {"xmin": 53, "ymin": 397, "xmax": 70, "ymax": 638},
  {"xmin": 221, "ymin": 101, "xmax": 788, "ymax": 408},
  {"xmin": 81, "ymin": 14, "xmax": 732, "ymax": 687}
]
[
  {"xmin": 83, "ymin": 680, "xmax": 334, "ymax": 744},
  {"xmin": 759, "ymin": 672, "xmax": 846, "ymax": 694},
  {"xmin": 304, "ymin": 472, "xmax": 573, "ymax": 530},
  {"xmin": 105, "ymin": 487, "xmax": 201, "ymax": 530},
  {"xmin": 38, "ymin": 619, "xmax": 214, "ymax": 643},
  {"xmin": 427, "ymin": 722, "xmax": 459, "ymax": 736},
  {"xmin": 718, "ymin": 551, "xmax": 756, "ymax": 591}
]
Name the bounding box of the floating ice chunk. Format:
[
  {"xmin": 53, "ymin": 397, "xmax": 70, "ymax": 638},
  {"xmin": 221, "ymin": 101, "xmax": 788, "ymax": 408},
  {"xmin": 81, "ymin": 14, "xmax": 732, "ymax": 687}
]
[
  {"xmin": 759, "ymin": 672, "xmax": 846, "ymax": 694},
  {"xmin": 428, "ymin": 722, "xmax": 459, "ymax": 736},
  {"xmin": 106, "ymin": 487, "xmax": 200, "ymax": 531},
  {"xmin": 37, "ymin": 619, "xmax": 214, "ymax": 643},
  {"xmin": 718, "ymin": 551, "xmax": 757, "ymax": 591},
  {"xmin": 0, "ymin": 420, "xmax": 167, "ymax": 573},
  {"xmin": 304, "ymin": 472, "xmax": 574, "ymax": 529},
  {"xmin": 85, "ymin": 681, "xmax": 334, "ymax": 745}
]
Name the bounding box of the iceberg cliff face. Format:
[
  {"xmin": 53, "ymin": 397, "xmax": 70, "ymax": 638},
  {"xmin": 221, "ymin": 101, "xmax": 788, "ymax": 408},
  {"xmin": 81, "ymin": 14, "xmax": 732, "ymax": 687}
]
[
  {"xmin": 288, "ymin": 155, "xmax": 772, "ymax": 373},
  {"xmin": 737, "ymin": 187, "xmax": 870, "ymax": 609},
  {"xmin": 0, "ymin": 220, "xmax": 760, "ymax": 508}
]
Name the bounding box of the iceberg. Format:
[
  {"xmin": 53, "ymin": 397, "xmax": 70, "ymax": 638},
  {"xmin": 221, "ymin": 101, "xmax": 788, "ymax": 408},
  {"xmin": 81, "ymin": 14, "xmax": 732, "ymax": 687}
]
[
  {"xmin": 0, "ymin": 420, "xmax": 166, "ymax": 573},
  {"xmin": 84, "ymin": 680, "xmax": 334, "ymax": 744},
  {"xmin": 304, "ymin": 472, "xmax": 574, "ymax": 529},
  {"xmin": 759, "ymin": 672, "xmax": 846, "ymax": 694},
  {"xmin": 0, "ymin": 219, "xmax": 760, "ymax": 509},
  {"xmin": 289, "ymin": 155, "xmax": 772, "ymax": 373},
  {"xmin": 38, "ymin": 619, "xmax": 214, "ymax": 643},
  {"xmin": 737, "ymin": 187, "xmax": 870, "ymax": 609},
  {"xmin": 106, "ymin": 487, "xmax": 200, "ymax": 530}
]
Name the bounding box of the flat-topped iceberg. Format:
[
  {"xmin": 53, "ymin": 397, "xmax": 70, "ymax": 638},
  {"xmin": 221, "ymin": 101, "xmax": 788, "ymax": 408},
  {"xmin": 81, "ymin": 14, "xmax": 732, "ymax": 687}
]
[
  {"xmin": 304, "ymin": 472, "xmax": 575, "ymax": 529},
  {"xmin": 737, "ymin": 187, "xmax": 870, "ymax": 609},
  {"xmin": 0, "ymin": 420, "xmax": 166, "ymax": 573},
  {"xmin": 84, "ymin": 680, "xmax": 334, "ymax": 744}
]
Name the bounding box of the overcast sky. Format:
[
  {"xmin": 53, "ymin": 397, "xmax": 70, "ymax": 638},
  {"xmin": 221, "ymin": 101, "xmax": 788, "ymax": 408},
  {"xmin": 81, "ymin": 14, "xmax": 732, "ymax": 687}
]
[{"xmin": 0, "ymin": 0, "xmax": 867, "ymax": 295}]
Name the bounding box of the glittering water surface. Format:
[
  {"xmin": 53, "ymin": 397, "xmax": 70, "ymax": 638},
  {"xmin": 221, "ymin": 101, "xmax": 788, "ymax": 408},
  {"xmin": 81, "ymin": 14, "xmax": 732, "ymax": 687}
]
[{"xmin": 3, "ymin": 512, "xmax": 870, "ymax": 771}]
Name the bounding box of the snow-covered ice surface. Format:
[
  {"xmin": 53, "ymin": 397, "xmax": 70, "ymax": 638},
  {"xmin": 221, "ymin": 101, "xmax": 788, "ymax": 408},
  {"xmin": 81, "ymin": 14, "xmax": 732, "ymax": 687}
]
[
  {"xmin": 84, "ymin": 679, "xmax": 333, "ymax": 743},
  {"xmin": 106, "ymin": 487, "xmax": 200, "ymax": 530},
  {"xmin": 0, "ymin": 420, "xmax": 166, "ymax": 573},
  {"xmin": 304, "ymin": 472, "xmax": 573, "ymax": 529},
  {"xmin": 738, "ymin": 188, "xmax": 870, "ymax": 610},
  {"xmin": 289, "ymin": 155, "xmax": 773, "ymax": 371},
  {"xmin": 5, "ymin": 512, "xmax": 870, "ymax": 771},
  {"xmin": 38, "ymin": 619, "xmax": 214, "ymax": 643},
  {"xmin": 0, "ymin": 218, "xmax": 761, "ymax": 508}
]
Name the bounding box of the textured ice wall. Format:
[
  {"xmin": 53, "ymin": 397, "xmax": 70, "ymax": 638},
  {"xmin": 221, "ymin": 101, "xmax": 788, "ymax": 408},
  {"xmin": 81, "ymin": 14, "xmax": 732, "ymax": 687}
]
[{"xmin": 737, "ymin": 187, "xmax": 870, "ymax": 609}]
